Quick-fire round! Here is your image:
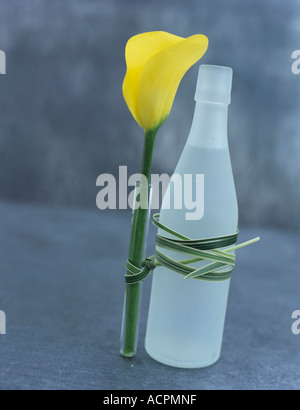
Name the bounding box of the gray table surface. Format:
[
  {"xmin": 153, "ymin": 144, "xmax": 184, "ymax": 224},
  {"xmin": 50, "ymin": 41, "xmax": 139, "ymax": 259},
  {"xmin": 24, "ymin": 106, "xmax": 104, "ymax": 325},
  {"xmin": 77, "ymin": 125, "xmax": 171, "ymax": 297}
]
[{"xmin": 0, "ymin": 201, "xmax": 300, "ymax": 390}]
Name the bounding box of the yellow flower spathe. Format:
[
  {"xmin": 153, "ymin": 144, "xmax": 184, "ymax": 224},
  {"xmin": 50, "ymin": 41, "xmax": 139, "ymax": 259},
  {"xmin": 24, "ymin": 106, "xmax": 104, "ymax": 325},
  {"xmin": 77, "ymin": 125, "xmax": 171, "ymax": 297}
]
[{"xmin": 122, "ymin": 31, "xmax": 208, "ymax": 133}]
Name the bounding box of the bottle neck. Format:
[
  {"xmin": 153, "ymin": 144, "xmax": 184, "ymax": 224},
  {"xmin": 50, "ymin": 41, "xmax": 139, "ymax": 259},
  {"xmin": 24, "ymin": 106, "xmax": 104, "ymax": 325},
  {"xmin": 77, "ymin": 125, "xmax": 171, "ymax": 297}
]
[{"xmin": 187, "ymin": 101, "xmax": 229, "ymax": 149}]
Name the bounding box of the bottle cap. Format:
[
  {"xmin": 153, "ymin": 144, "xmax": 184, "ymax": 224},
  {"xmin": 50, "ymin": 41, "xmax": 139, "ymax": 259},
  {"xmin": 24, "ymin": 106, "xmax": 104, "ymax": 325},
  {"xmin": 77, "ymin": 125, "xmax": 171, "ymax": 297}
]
[{"xmin": 195, "ymin": 64, "xmax": 233, "ymax": 105}]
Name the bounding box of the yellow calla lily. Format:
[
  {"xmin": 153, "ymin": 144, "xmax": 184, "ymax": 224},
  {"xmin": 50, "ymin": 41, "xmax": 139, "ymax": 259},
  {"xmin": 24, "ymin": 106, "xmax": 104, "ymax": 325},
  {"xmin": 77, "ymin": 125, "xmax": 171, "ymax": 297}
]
[
  {"xmin": 122, "ymin": 31, "xmax": 208, "ymax": 133},
  {"xmin": 121, "ymin": 31, "xmax": 208, "ymax": 358}
]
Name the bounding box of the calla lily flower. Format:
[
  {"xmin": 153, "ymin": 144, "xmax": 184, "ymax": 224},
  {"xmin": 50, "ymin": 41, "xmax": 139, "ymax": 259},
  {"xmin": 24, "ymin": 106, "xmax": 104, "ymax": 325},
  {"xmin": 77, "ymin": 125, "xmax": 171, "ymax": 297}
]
[
  {"xmin": 122, "ymin": 31, "xmax": 208, "ymax": 133},
  {"xmin": 121, "ymin": 31, "xmax": 209, "ymax": 358}
]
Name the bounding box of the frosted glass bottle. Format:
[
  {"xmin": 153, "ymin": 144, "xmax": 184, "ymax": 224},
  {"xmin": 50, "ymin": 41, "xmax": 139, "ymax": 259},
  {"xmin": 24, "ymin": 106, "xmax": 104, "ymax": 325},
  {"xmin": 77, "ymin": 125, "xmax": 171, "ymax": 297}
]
[{"xmin": 145, "ymin": 65, "xmax": 238, "ymax": 368}]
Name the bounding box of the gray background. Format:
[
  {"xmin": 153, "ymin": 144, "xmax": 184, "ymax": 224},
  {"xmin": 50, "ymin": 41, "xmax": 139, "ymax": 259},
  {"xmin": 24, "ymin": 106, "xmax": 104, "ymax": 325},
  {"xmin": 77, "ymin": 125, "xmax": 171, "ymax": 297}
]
[
  {"xmin": 1, "ymin": 0, "xmax": 300, "ymax": 391},
  {"xmin": 0, "ymin": 0, "xmax": 299, "ymax": 229}
]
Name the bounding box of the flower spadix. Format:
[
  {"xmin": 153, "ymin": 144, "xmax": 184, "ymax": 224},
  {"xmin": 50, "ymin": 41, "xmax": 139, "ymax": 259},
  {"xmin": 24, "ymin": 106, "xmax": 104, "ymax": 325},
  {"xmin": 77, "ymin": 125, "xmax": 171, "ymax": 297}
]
[{"xmin": 122, "ymin": 31, "xmax": 209, "ymax": 133}]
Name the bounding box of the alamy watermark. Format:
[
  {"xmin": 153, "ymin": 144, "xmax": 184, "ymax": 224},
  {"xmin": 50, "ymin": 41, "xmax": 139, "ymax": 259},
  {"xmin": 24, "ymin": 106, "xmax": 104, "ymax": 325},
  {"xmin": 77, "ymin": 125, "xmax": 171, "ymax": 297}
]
[
  {"xmin": 0, "ymin": 310, "xmax": 6, "ymax": 335},
  {"xmin": 96, "ymin": 166, "xmax": 204, "ymax": 221},
  {"xmin": 291, "ymin": 50, "xmax": 300, "ymax": 74},
  {"xmin": 0, "ymin": 50, "xmax": 6, "ymax": 75},
  {"xmin": 291, "ymin": 310, "xmax": 300, "ymax": 335}
]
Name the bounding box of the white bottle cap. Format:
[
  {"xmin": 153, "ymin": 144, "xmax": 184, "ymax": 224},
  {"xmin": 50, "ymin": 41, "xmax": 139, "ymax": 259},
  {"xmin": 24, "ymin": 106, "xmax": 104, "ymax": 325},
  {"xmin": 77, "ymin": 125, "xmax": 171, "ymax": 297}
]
[{"xmin": 195, "ymin": 64, "xmax": 233, "ymax": 105}]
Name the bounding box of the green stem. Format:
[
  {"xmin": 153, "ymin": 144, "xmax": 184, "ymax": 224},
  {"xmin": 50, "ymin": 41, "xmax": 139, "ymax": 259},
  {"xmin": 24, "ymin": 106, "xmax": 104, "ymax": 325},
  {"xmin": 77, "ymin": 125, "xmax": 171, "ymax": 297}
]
[{"xmin": 121, "ymin": 129, "xmax": 156, "ymax": 357}]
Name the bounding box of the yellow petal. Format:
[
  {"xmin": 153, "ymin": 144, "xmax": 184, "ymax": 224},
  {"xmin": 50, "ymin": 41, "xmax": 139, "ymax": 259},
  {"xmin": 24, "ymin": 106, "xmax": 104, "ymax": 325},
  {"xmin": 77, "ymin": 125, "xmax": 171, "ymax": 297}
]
[
  {"xmin": 122, "ymin": 32, "xmax": 208, "ymax": 132},
  {"xmin": 123, "ymin": 32, "xmax": 183, "ymax": 127},
  {"xmin": 139, "ymin": 35, "xmax": 208, "ymax": 131}
]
